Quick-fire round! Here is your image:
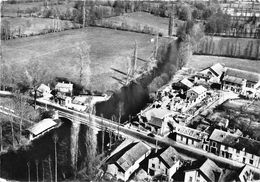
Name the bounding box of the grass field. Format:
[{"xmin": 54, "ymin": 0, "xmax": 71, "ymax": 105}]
[
  {"xmin": 187, "ymin": 55, "xmax": 260, "ymax": 73},
  {"xmin": 2, "ymin": 27, "xmax": 158, "ymax": 92},
  {"xmin": 102, "ymin": 12, "xmax": 182, "ymax": 36}
]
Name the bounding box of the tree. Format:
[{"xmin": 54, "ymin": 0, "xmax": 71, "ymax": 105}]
[
  {"xmin": 27, "ymin": 162, "xmax": 31, "ymax": 182},
  {"xmin": 23, "ymin": 59, "xmax": 50, "ymax": 108},
  {"xmin": 75, "ymin": 42, "xmax": 91, "ymax": 86},
  {"xmin": 52, "ymin": 133, "xmax": 58, "ymax": 182},
  {"xmin": 35, "ymin": 160, "xmax": 39, "ymax": 182}
]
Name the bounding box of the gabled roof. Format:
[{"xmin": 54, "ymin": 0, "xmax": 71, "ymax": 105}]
[
  {"xmin": 159, "ymin": 146, "xmax": 180, "ymax": 168},
  {"xmin": 225, "ymin": 68, "xmax": 260, "ymax": 83},
  {"xmin": 37, "ymin": 84, "xmax": 50, "ymax": 92},
  {"xmin": 209, "ymin": 63, "xmax": 225, "ymax": 77},
  {"xmin": 209, "ymin": 129, "xmax": 260, "ymax": 156},
  {"xmin": 223, "ymin": 75, "xmax": 243, "ymax": 84},
  {"xmin": 184, "ymin": 158, "xmax": 222, "ymax": 182},
  {"xmin": 180, "ymin": 78, "xmax": 194, "ymax": 88},
  {"xmin": 107, "ymin": 140, "xmax": 150, "ymax": 172},
  {"xmin": 189, "ymin": 86, "xmax": 207, "ymax": 95},
  {"xmin": 55, "ymin": 82, "xmax": 73, "ymax": 90},
  {"xmin": 27, "ymin": 119, "xmax": 57, "ymax": 136}
]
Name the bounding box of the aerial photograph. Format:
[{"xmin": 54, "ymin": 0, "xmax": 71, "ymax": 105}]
[{"xmin": 0, "ymin": 0, "xmax": 260, "ymax": 181}]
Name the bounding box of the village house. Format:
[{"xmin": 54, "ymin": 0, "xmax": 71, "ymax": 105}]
[
  {"xmin": 142, "ymin": 108, "xmax": 175, "ymax": 135},
  {"xmin": 208, "ymin": 129, "xmax": 260, "ymax": 168},
  {"xmin": 55, "ymin": 82, "xmax": 73, "ymax": 96},
  {"xmin": 147, "ymin": 146, "xmax": 181, "ymax": 181},
  {"xmin": 183, "ymin": 158, "xmax": 222, "ymax": 182},
  {"xmin": 196, "ymin": 63, "xmax": 225, "ymax": 84},
  {"xmin": 186, "ymin": 86, "xmax": 207, "ymax": 106},
  {"xmin": 36, "ymin": 84, "xmax": 52, "ymax": 99},
  {"xmin": 222, "ymin": 68, "xmax": 260, "ymax": 97},
  {"xmin": 172, "ymin": 78, "xmax": 194, "ymax": 92},
  {"xmin": 105, "ymin": 139, "xmax": 151, "ymax": 181},
  {"xmin": 169, "ymin": 123, "xmax": 209, "ymax": 149},
  {"xmin": 26, "ymin": 118, "xmax": 59, "ymax": 140}
]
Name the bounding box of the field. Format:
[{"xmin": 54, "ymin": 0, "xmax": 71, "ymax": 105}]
[
  {"xmin": 2, "ymin": 17, "xmax": 79, "ymax": 37},
  {"xmin": 101, "ymin": 12, "xmax": 182, "ymax": 36},
  {"xmin": 2, "ymin": 27, "xmax": 158, "ymax": 92},
  {"xmin": 188, "ymin": 55, "xmax": 260, "ymax": 73}
]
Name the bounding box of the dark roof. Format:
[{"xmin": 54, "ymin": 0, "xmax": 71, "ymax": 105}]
[
  {"xmin": 148, "ymin": 116, "xmax": 163, "ymax": 128},
  {"xmin": 107, "ymin": 141, "xmax": 150, "ymax": 172},
  {"xmin": 184, "ymin": 158, "xmax": 222, "ymax": 182},
  {"xmin": 210, "ymin": 129, "xmax": 260, "ymax": 156},
  {"xmin": 225, "ymin": 68, "xmax": 260, "ymax": 83},
  {"xmin": 223, "ymin": 75, "xmax": 243, "ymax": 84},
  {"xmin": 159, "ymin": 146, "xmax": 180, "ymax": 168}
]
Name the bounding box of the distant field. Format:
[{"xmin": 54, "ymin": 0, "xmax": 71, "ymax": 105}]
[
  {"xmin": 2, "ymin": 27, "xmax": 159, "ymax": 92},
  {"xmin": 101, "ymin": 12, "xmax": 182, "ymax": 36},
  {"xmin": 188, "ymin": 55, "xmax": 260, "ymax": 73},
  {"xmin": 2, "ymin": 17, "xmax": 79, "ymax": 36}
]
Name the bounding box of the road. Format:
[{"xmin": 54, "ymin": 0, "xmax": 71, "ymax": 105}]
[{"xmin": 36, "ymin": 99, "xmax": 260, "ymax": 173}]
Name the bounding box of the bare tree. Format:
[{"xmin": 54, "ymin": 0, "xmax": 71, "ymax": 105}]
[
  {"xmin": 35, "ymin": 160, "xmax": 39, "ymax": 182},
  {"xmin": 52, "ymin": 133, "xmax": 58, "ymax": 182},
  {"xmin": 48, "ymin": 155, "xmax": 53, "ymax": 182},
  {"xmin": 75, "ymin": 42, "xmax": 91, "ymax": 86},
  {"xmin": 42, "ymin": 160, "xmax": 45, "ymax": 182},
  {"xmin": 24, "ymin": 59, "xmax": 50, "ymax": 108},
  {"xmin": 27, "ymin": 162, "xmax": 31, "ymax": 182}
]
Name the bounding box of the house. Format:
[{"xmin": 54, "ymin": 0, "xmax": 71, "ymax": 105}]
[
  {"xmin": 148, "ymin": 146, "xmax": 181, "ymax": 181},
  {"xmin": 106, "ymin": 139, "xmax": 151, "ymax": 181},
  {"xmin": 142, "ymin": 108, "xmax": 175, "ymax": 135},
  {"xmin": 26, "ymin": 118, "xmax": 59, "ymax": 140},
  {"xmin": 172, "ymin": 78, "xmax": 194, "ymax": 91},
  {"xmin": 208, "ymin": 129, "xmax": 260, "ymax": 168},
  {"xmin": 186, "ymin": 86, "xmax": 207, "ymax": 104},
  {"xmin": 184, "ymin": 158, "xmax": 222, "ymax": 182},
  {"xmin": 222, "ymin": 68, "xmax": 260, "ymax": 96},
  {"xmin": 55, "ymin": 82, "xmax": 73, "ymax": 96},
  {"xmin": 37, "ymin": 84, "xmax": 52, "ymax": 99},
  {"xmin": 169, "ymin": 123, "xmax": 209, "ymax": 148},
  {"xmin": 197, "ymin": 63, "xmax": 225, "ymax": 84}
]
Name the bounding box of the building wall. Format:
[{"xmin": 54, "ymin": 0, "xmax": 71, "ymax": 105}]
[
  {"xmin": 184, "ymin": 170, "xmax": 207, "ymax": 182},
  {"xmin": 176, "ymin": 134, "xmax": 200, "ymax": 148}
]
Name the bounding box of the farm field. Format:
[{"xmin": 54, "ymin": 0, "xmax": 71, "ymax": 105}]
[
  {"xmin": 2, "ymin": 17, "xmax": 79, "ymax": 37},
  {"xmin": 101, "ymin": 12, "xmax": 182, "ymax": 36},
  {"xmin": 2, "ymin": 27, "xmax": 160, "ymax": 92},
  {"xmin": 188, "ymin": 55, "xmax": 260, "ymax": 74}
]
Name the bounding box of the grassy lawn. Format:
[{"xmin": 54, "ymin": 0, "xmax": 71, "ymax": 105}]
[
  {"xmin": 188, "ymin": 55, "xmax": 260, "ymax": 74},
  {"xmin": 2, "ymin": 27, "xmax": 159, "ymax": 92},
  {"xmin": 102, "ymin": 12, "xmax": 182, "ymax": 36}
]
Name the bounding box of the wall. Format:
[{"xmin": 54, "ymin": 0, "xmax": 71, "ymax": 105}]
[{"xmin": 194, "ymin": 36, "xmax": 260, "ymax": 60}]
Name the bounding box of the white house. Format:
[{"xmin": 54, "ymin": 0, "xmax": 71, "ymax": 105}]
[
  {"xmin": 184, "ymin": 158, "xmax": 222, "ymax": 182},
  {"xmin": 197, "ymin": 63, "xmax": 225, "ymax": 84},
  {"xmin": 208, "ymin": 129, "xmax": 260, "ymax": 169},
  {"xmin": 55, "ymin": 82, "xmax": 73, "ymax": 96},
  {"xmin": 148, "ymin": 146, "xmax": 181, "ymax": 181},
  {"xmin": 171, "ymin": 123, "xmax": 209, "ymax": 149},
  {"xmin": 106, "ymin": 140, "xmax": 151, "ymax": 181},
  {"xmin": 222, "ymin": 68, "xmax": 260, "ymax": 97},
  {"xmin": 37, "ymin": 84, "xmax": 52, "ymax": 99},
  {"xmin": 186, "ymin": 86, "xmax": 207, "ymax": 106}
]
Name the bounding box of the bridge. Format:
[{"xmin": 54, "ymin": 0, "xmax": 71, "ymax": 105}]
[{"xmin": 34, "ymin": 99, "xmax": 260, "ymax": 173}]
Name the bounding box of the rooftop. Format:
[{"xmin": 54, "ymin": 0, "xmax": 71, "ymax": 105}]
[
  {"xmin": 189, "ymin": 86, "xmax": 207, "ymax": 95},
  {"xmin": 184, "ymin": 158, "xmax": 222, "ymax": 182},
  {"xmin": 223, "ymin": 75, "xmax": 243, "ymax": 84},
  {"xmin": 209, "ymin": 129, "xmax": 260, "ymax": 156},
  {"xmin": 107, "ymin": 140, "xmax": 150, "ymax": 172},
  {"xmin": 180, "ymin": 78, "xmax": 194, "ymax": 88},
  {"xmin": 159, "ymin": 146, "xmax": 180, "ymax": 168},
  {"xmin": 27, "ymin": 118, "xmax": 58, "ymax": 136},
  {"xmin": 55, "ymin": 82, "xmax": 73, "ymax": 90},
  {"xmin": 175, "ymin": 124, "xmax": 208, "ymax": 140},
  {"xmin": 225, "ymin": 68, "xmax": 260, "ymax": 83}
]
